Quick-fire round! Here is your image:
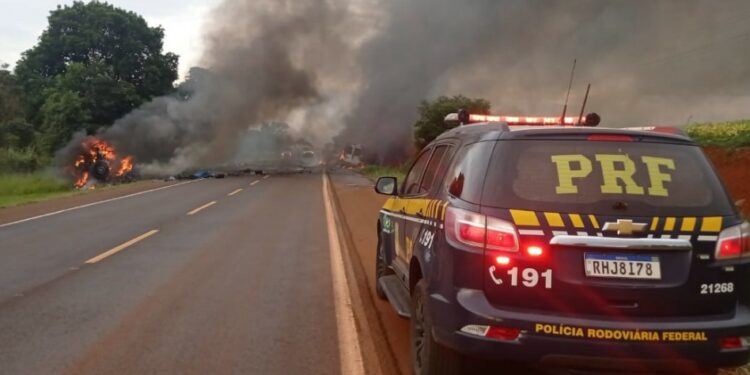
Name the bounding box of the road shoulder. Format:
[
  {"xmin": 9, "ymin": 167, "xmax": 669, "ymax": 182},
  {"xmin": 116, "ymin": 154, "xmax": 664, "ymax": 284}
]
[{"xmin": 328, "ymin": 171, "xmax": 410, "ymax": 375}]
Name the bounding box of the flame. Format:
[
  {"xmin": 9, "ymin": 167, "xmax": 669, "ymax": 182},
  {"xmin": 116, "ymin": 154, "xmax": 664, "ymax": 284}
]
[
  {"xmin": 75, "ymin": 171, "xmax": 90, "ymax": 189},
  {"xmin": 116, "ymin": 156, "xmax": 134, "ymax": 177},
  {"xmin": 70, "ymin": 137, "xmax": 134, "ymax": 188},
  {"xmin": 74, "ymin": 155, "xmax": 85, "ymax": 168}
]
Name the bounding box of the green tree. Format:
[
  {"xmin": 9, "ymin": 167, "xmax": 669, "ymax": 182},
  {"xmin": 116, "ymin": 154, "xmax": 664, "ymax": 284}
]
[
  {"xmin": 413, "ymin": 95, "xmax": 491, "ymax": 149},
  {"xmin": 0, "ymin": 66, "xmax": 24, "ymax": 124},
  {"xmin": 15, "ymin": 1, "xmax": 178, "ymax": 127},
  {"xmin": 38, "ymin": 89, "xmax": 90, "ymax": 153}
]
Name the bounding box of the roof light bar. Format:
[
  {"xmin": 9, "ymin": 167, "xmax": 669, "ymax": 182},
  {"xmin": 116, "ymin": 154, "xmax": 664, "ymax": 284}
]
[{"xmin": 445, "ymin": 110, "xmax": 601, "ymax": 127}]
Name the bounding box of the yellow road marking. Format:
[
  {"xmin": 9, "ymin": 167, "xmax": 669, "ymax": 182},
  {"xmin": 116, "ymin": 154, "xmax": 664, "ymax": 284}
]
[
  {"xmin": 85, "ymin": 230, "xmax": 159, "ymax": 264},
  {"xmin": 250, "ymin": 180, "xmax": 260, "ymax": 186},
  {"xmin": 187, "ymin": 201, "xmax": 217, "ymax": 216},
  {"xmin": 228, "ymin": 188, "xmax": 243, "ymax": 196}
]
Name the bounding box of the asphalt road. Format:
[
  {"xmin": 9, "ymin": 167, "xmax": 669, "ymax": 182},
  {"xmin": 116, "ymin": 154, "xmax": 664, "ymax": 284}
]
[{"xmin": 0, "ymin": 173, "xmax": 343, "ymax": 375}]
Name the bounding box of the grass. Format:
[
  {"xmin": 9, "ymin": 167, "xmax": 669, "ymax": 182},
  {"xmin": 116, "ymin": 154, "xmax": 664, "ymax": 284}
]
[
  {"xmin": 360, "ymin": 164, "xmax": 408, "ymax": 183},
  {"xmin": 0, "ymin": 173, "xmax": 77, "ymax": 208},
  {"xmin": 688, "ymin": 119, "xmax": 750, "ymax": 148}
]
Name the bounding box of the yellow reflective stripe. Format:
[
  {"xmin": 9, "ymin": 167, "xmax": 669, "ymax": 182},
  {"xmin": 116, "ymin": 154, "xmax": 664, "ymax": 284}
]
[
  {"xmin": 569, "ymin": 214, "xmax": 584, "ymax": 229},
  {"xmin": 442, "ymin": 201, "xmax": 449, "ymax": 220},
  {"xmin": 589, "ymin": 214, "xmax": 600, "ymax": 229},
  {"xmin": 405, "ymin": 199, "xmax": 428, "ymax": 215},
  {"xmin": 701, "ymin": 217, "xmax": 723, "ymax": 232},
  {"xmin": 681, "ymin": 217, "xmax": 696, "ymax": 232},
  {"xmin": 650, "ymin": 217, "xmax": 659, "ymax": 231},
  {"xmin": 544, "ymin": 212, "xmax": 565, "ymax": 228},
  {"xmin": 383, "ymin": 197, "xmax": 399, "ymax": 211},
  {"xmin": 664, "ymin": 217, "xmax": 676, "ymax": 231},
  {"xmin": 510, "ymin": 210, "xmax": 540, "ymax": 226}
]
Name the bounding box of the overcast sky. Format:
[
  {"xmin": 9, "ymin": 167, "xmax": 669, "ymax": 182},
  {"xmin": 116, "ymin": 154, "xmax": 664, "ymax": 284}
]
[{"xmin": 0, "ymin": 0, "xmax": 221, "ymax": 79}]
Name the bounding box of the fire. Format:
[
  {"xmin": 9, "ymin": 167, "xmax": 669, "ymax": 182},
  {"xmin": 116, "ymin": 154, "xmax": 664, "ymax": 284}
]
[
  {"xmin": 70, "ymin": 137, "xmax": 135, "ymax": 188},
  {"xmin": 116, "ymin": 157, "xmax": 134, "ymax": 177},
  {"xmin": 74, "ymin": 171, "xmax": 90, "ymax": 189}
]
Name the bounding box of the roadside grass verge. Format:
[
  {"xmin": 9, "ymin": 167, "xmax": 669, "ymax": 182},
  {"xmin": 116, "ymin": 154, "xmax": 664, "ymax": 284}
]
[
  {"xmin": 360, "ymin": 164, "xmax": 408, "ymax": 183},
  {"xmin": 0, "ymin": 173, "xmax": 76, "ymax": 208},
  {"xmin": 688, "ymin": 120, "xmax": 750, "ymax": 148}
]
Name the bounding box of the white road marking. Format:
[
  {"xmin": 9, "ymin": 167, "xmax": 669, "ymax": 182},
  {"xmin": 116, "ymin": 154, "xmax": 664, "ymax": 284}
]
[
  {"xmin": 85, "ymin": 229, "xmax": 159, "ymax": 264},
  {"xmin": 322, "ymin": 174, "xmax": 365, "ymax": 375},
  {"xmin": 187, "ymin": 201, "xmax": 217, "ymax": 216},
  {"xmin": 228, "ymin": 188, "xmax": 243, "ymax": 196},
  {"xmin": 263, "ymin": 175, "xmax": 270, "ymax": 180},
  {"xmin": 0, "ymin": 180, "xmax": 198, "ymax": 229},
  {"xmin": 250, "ymin": 180, "xmax": 260, "ymax": 186}
]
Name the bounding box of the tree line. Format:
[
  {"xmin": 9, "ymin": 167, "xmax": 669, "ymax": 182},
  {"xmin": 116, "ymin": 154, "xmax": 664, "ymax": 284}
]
[
  {"xmin": 0, "ymin": 1, "xmax": 177, "ymax": 173},
  {"xmin": 0, "ymin": 1, "xmax": 489, "ymax": 174}
]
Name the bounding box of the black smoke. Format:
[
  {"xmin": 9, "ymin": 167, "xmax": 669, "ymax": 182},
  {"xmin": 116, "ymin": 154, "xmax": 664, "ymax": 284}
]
[{"xmin": 60, "ymin": 0, "xmax": 750, "ymax": 170}]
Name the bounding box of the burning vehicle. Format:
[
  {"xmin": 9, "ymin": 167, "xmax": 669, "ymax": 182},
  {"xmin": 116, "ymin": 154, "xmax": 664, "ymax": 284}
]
[
  {"xmin": 338, "ymin": 144, "xmax": 364, "ymax": 168},
  {"xmin": 70, "ymin": 137, "xmax": 136, "ymax": 188}
]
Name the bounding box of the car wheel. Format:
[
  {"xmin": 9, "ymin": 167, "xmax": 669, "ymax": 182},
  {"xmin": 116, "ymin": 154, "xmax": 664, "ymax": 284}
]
[
  {"xmin": 411, "ymin": 279, "xmax": 463, "ymax": 375},
  {"xmin": 375, "ymin": 237, "xmax": 392, "ymax": 300}
]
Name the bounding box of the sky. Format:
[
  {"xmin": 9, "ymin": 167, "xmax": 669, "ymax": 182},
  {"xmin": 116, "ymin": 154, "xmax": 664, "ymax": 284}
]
[{"xmin": 0, "ymin": 0, "xmax": 221, "ymax": 79}]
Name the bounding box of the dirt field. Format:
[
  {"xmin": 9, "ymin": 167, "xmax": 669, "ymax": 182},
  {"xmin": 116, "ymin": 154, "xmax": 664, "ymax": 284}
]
[{"xmin": 704, "ymin": 147, "xmax": 750, "ymax": 217}]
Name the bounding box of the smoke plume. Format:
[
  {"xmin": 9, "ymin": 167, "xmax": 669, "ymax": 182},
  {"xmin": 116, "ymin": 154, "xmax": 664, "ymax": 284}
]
[
  {"xmin": 341, "ymin": 0, "xmax": 750, "ymax": 162},
  {"xmin": 63, "ymin": 0, "xmax": 750, "ymax": 170},
  {"xmin": 68, "ymin": 0, "xmax": 371, "ymax": 174}
]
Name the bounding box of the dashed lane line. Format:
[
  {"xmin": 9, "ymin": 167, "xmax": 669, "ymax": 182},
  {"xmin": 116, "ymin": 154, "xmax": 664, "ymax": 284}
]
[
  {"xmin": 85, "ymin": 229, "xmax": 159, "ymax": 264},
  {"xmin": 186, "ymin": 201, "xmax": 217, "ymax": 216},
  {"xmin": 228, "ymin": 188, "xmax": 243, "ymax": 196},
  {"xmin": 250, "ymin": 180, "xmax": 260, "ymax": 186}
]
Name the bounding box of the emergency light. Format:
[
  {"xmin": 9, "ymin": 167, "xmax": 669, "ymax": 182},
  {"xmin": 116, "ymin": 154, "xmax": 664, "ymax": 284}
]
[{"xmin": 445, "ymin": 110, "xmax": 601, "ymax": 127}]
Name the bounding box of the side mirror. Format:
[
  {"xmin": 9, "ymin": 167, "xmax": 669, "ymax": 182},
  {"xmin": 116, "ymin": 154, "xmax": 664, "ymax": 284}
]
[{"xmin": 375, "ymin": 177, "xmax": 398, "ymax": 196}]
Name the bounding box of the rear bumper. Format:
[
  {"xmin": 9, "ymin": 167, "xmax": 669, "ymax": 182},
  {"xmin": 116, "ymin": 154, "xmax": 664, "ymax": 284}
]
[{"xmin": 430, "ymin": 288, "xmax": 750, "ymax": 372}]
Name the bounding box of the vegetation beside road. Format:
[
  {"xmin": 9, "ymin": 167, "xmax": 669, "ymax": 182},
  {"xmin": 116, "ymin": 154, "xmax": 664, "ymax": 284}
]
[
  {"xmin": 0, "ymin": 173, "xmax": 76, "ymax": 208},
  {"xmin": 361, "ymin": 164, "xmax": 408, "ymax": 183},
  {"xmin": 688, "ymin": 120, "xmax": 750, "ymax": 148}
]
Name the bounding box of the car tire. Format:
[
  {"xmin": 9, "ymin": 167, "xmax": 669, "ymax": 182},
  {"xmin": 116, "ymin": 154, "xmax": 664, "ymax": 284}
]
[
  {"xmin": 411, "ymin": 279, "xmax": 463, "ymax": 375},
  {"xmin": 375, "ymin": 237, "xmax": 392, "ymax": 300}
]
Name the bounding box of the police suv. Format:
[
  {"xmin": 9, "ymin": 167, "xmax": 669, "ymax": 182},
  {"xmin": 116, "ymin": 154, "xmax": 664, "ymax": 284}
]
[{"xmin": 374, "ymin": 110, "xmax": 749, "ymax": 374}]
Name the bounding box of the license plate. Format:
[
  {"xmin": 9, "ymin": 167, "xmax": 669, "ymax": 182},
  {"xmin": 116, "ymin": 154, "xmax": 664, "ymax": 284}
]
[{"xmin": 584, "ymin": 253, "xmax": 661, "ymax": 280}]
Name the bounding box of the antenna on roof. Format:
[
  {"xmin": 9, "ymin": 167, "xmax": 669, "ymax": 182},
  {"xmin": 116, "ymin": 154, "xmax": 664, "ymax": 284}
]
[
  {"xmin": 576, "ymin": 83, "xmax": 591, "ymax": 126},
  {"xmin": 560, "ymin": 59, "xmax": 577, "ymax": 122}
]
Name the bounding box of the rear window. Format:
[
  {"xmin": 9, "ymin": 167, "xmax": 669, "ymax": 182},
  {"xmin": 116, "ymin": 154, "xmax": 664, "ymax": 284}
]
[{"xmin": 482, "ymin": 140, "xmax": 734, "ymax": 216}]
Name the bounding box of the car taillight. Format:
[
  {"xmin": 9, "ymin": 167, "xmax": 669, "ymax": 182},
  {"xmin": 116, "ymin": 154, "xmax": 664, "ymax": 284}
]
[
  {"xmin": 715, "ymin": 222, "xmax": 750, "ymax": 260},
  {"xmin": 446, "ymin": 206, "xmax": 519, "ymax": 252},
  {"xmin": 460, "ymin": 324, "xmax": 521, "ymax": 341}
]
